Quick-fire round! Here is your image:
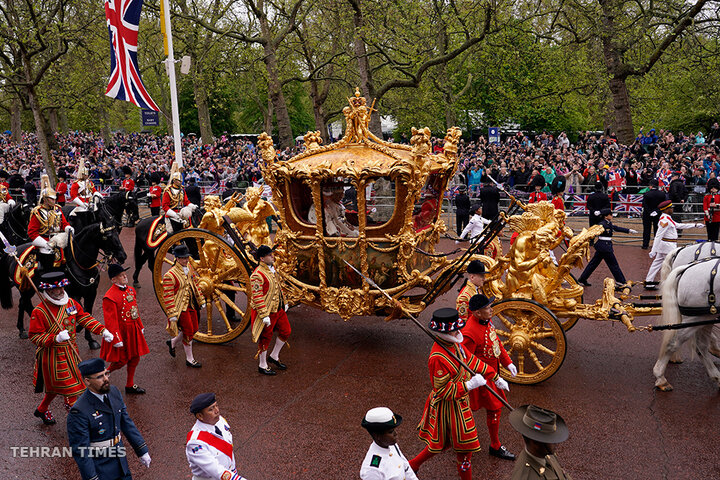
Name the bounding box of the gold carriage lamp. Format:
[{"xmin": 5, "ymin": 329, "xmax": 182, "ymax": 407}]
[{"xmin": 256, "ymin": 90, "xmax": 464, "ymax": 320}]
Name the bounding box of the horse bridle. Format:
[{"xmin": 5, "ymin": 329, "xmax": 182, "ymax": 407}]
[{"xmin": 677, "ymin": 257, "xmax": 720, "ymax": 316}]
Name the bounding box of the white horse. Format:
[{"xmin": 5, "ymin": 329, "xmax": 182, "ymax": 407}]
[
  {"xmin": 653, "ymin": 257, "xmax": 720, "ymax": 391},
  {"xmin": 660, "ymin": 242, "xmax": 720, "ymax": 360}
]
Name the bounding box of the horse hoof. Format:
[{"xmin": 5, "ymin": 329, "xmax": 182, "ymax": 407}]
[
  {"xmin": 655, "ymin": 382, "xmax": 673, "ymax": 392},
  {"xmin": 18, "ymin": 330, "xmax": 28, "ymax": 339},
  {"xmin": 88, "ymin": 340, "xmax": 101, "ymax": 350},
  {"xmin": 669, "ymin": 358, "xmax": 684, "ymax": 364}
]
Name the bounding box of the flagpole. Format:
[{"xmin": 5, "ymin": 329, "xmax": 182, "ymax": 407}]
[{"xmin": 160, "ymin": 0, "xmax": 183, "ymax": 167}]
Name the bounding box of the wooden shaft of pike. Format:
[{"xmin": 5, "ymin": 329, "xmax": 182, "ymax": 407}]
[{"xmin": 343, "ymin": 260, "xmax": 513, "ymax": 411}]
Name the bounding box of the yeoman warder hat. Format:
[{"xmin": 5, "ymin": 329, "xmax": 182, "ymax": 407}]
[
  {"xmin": 38, "ymin": 271, "xmax": 69, "ymax": 291},
  {"xmin": 108, "ymin": 263, "xmax": 129, "ymax": 280},
  {"xmin": 428, "ymin": 308, "xmax": 464, "ymax": 333},
  {"xmin": 361, "ymin": 407, "xmax": 402, "ymax": 432},
  {"xmin": 509, "ymin": 404, "xmax": 568, "ymax": 443}
]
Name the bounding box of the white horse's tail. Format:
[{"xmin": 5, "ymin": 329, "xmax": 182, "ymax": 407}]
[{"xmin": 660, "ymin": 246, "xmax": 682, "ymax": 282}]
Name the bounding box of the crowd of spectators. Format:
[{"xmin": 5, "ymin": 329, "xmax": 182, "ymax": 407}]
[{"xmin": 1, "ymin": 123, "xmax": 720, "ymax": 207}]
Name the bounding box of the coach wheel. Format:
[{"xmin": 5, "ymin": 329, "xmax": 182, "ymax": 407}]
[
  {"xmin": 492, "ymin": 298, "xmax": 567, "ymax": 385},
  {"xmin": 153, "ymin": 229, "xmax": 252, "ymax": 344}
]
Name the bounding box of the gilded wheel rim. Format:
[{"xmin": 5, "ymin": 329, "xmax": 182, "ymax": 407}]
[
  {"xmin": 153, "ymin": 229, "xmax": 252, "ymax": 344},
  {"xmin": 492, "ymin": 299, "xmax": 567, "ymax": 385}
]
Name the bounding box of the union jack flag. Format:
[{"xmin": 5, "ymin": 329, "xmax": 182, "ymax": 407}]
[
  {"xmin": 201, "ymin": 183, "xmax": 219, "ymax": 196},
  {"xmin": 571, "ymin": 194, "xmax": 587, "ymax": 214},
  {"xmin": 614, "ymin": 194, "xmax": 643, "ymax": 214},
  {"xmin": 104, "ymin": 0, "xmax": 159, "ymax": 111}
]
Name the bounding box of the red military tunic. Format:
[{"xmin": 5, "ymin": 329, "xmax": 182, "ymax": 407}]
[
  {"xmin": 0, "ymin": 181, "xmax": 13, "ymax": 202},
  {"xmin": 100, "ymin": 284, "xmax": 149, "ymax": 363},
  {"xmin": 29, "ymin": 298, "xmax": 106, "ymax": 396},
  {"xmin": 416, "ymin": 342, "xmax": 498, "ymax": 453},
  {"xmin": 70, "ymin": 180, "xmax": 96, "ymax": 204},
  {"xmin": 456, "ymin": 281, "xmax": 478, "ymax": 324},
  {"xmin": 162, "ymin": 187, "xmax": 189, "ymax": 213},
  {"xmin": 55, "ymin": 181, "xmax": 67, "ymax": 203},
  {"xmin": 461, "ymin": 314, "xmax": 512, "ymax": 411},
  {"xmin": 148, "ymin": 185, "xmax": 162, "ymax": 208},
  {"xmin": 28, "ymin": 205, "xmax": 70, "ymax": 241},
  {"xmin": 121, "ymin": 178, "xmax": 135, "ymax": 192},
  {"xmin": 528, "ymin": 191, "xmax": 547, "ymax": 203},
  {"xmin": 552, "ymin": 195, "xmax": 564, "ymax": 210},
  {"xmin": 250, "ymin": 263, "xmax": 290, "ymax": 351},
  {"xmin": 703, "ymin": 193, "xmax": 720, "ymax": 223}
]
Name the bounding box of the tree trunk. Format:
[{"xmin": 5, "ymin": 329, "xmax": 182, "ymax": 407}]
[
  {"xmin": 10, "ymin": 95, "xmax": 22, "ymax": 144},
  {"xmin": 309, "ymin": 78, "xmax": 328, "ymax": 142},
  {"xmin": 350, "ymin": 0, "xmax": 382, "ymax": 138},
  {"xmin": 48, "ymin": 108, "xmax": 59, "ymax": 134},
  {"xmin": 59, "ymin": 109, "xmax": 68, "ymax": 134},
  {"xmin": 27, "ymin": 87, "xmax": 56, "ymax": 184},
  {"xmin": 264, "ymin": 96, "xmax": 273, "ymax": 134},
  {"xmin": 263, "ymin": 46, "xmax": 293, "ymax": 148},
  {"xmin": 193, "ymin": 71, "xmax": 214, "ymax": 145}
]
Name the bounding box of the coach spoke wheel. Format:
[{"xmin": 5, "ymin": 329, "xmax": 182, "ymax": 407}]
[
  {"xmin": 491, "ymin": 299, "xmax": 567, "ymax": 385},
  {"xmin": 153, "ymin": 229, "xmax": 252, "ymax": 344}
]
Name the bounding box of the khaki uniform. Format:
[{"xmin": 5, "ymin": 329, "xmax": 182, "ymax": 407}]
[{"xmin": 510, "ymin": 450, "xmax": 571, "ymax": 480}]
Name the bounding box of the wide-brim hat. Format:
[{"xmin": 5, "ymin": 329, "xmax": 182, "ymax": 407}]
[
  {"xmin": 172, "ymin": 244, "xmax": 191, "ymax": 258},
  {"xmin": 428, "ymin": 307, "xmax": 464, "ymax": 333},
  {"xmin": 108, "ymin": 263, "xmax": 130, "ymax": 280},
  {"xmin": 659, "ymin": 200, "xmax": 673, "ymax": 211},
  {"xmin": 509, "ymin": 404, "xmax": 568, "ymax": 443},
  {"xmin": 361, "ymin": 407, "xmax": 402, "ymax": 432},
  {"xmin": 467, "ymin": 259, "xmax": 486, "ymax": 275}
]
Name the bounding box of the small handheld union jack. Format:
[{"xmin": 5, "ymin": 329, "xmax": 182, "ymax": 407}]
[{"xmin": 104, "ymin": 0, "xmax": 159, "ymax": 111}]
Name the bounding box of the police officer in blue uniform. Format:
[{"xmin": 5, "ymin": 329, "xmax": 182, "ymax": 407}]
[
  {"xmin": 577, "ymin": 208, "xmax": 637, "ymax": 287},
  {"xmin": 67, "ymin": 358, "xmax": 151, "ymax": 480}
]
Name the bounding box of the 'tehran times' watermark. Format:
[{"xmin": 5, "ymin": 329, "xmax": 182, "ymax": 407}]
[{"xmin": 11, "ymin": 446, "xmax": 127, "ymax": 458}]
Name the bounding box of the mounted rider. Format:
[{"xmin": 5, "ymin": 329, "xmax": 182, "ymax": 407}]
[
  {"xmin": 69, "ymin": 159, "xmax": 101, "ymax": 227},
  {"xmin": 0, "ymin": 169, "xmax": 16, "ymax": 225},
  {"xmin": 27, "ymin": 175, "xmax": 74, "ymax": 272},
  {"xmin": 162, "ymin": 161, "xmax": 196, "ymax": 234},
  {"xmin": 120, "ymin": 165, "xmax": 139, "ymax": 225}
]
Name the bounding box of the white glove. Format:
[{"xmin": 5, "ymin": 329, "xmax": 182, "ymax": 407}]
[
  {"xmin": 139, "ymin": 452, "xmax": 151, "ymax": 468},
  {"xmin": 189, "ymin": 203, "xmax": 199, "ymax": 212},
  {"xmin": 169, "ymin": 316, "xmax": 178, "ymax": 323},
  {"xmin": 285, "ymin": 303, "xmax": 289, "ymax": 312},
  {"xmin": 141, "ymin": 328, "xmax": 145, "ymax": 334},
  {"xmin": 262, "ymin": 316, "xmax": 271, "ymax": 327},
  {"xmin": 55, "ymin": 329, "xmax": 70, "ymax": 343},
  {"xmin": 102, "ymin": 329, "xmax": 114, "ymax": 343},
  {"xmin": 594, "ymin": 210, "xmax": 600, "ymax": 216},
  {"xmin": 650, "ymin": 211, "xmax": 658, "ymax": 217},
  {"xmin": 93, "ymin": 191, "xmax": 103, "ymax": 200},
  {"xmin": 113, "ymin": 341, "xmax": 124, "ymax": 348},
  {"xmin": 495, "ymin": 377, "xmax": 510, "ymax": 391},
  {"xmin": 32, "ymin": 236, "xmax": 51, "ymax": 250},
  {"xmin": 465, "ymin": 373, "xmax": 487, "ymax": 390},
  {"xmin": 8, "ymin": 199, "xmax": 15, "ymax": 207},
  {"xmin": 508, "ymin": 363, "xmax": 518, "ymax": 377},
  {"xmin": 696, "ymin": 223, "xmax": 705, "ymax": 228},
  {"xmin": 455, "ymin": 240, "xmax": 461, "ymax": 244},
  {"xmin": 629, "ymin": 229, "xmax": 638, "ymax": 234},
  {"xmin": 166, "ymin": 209, "xmax": 181, "ymax": 221},
  {"xmin": 65, "ymin": 225, "xmax": 75, "ymax": 236}
]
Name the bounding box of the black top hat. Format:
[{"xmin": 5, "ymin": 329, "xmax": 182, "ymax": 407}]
[
  {"xmin": 78, "ymin": 358, "xmax": 106, "ymax": 377},
  {"xmin": 468, "ymin": 294, "xmax": 493, "ymax": 311},
  {"xmin": 428, "ymin": 308, "xmax": 464, "ymax": 333},
  {"xmin": 172, "ymin": 244, "xmax": 191, "ymax": 258},
  {"xmin": 509, "ymin": 404, "xmax": 568, "ymax": 443},
  {"xmin": 255, "ymin": 245, "xmax": 273, "ymax": 259},
  {"xmin": 108, "ymin": 263, "xmax": 130, "ymax": 280},
  {"xmin": 550, "ymin": 176, "xmax": 566, "ymax": 195},
  {"xmin": 467, "ymin": 260, "xmax": 486, "ymax": 274},
  {"xmin": 190, "ymin": 392, "xmax": 216, "ymax": 414},
  {"xmin": 600, "ymin": 207, "xmax": 612, "ymax": 217},
  {"xmin": 38, "ymin": 271, "xmax": 69, "ymax": 290},
  {"xmin": 361, "ymin": 407, "xmax": 402, "ymax": 432}
]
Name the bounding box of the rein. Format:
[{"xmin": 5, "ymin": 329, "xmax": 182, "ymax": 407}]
[{"xmin": 69, "ymin": 233, "xmax": 99, "ymax": 270}]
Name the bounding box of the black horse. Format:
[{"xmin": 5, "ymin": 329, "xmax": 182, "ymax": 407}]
[
  {"xmin": 0, "ymin": 202, "xmax": 33, "ymax": 246},
  {"xmin": 0, "ymin": 221, "xmax": 127, "ymax": 343},
  {"xmin": 62, "ymin": 191, "xmax": 134, "ymax": 232},
  {"xmin": 131, "ymin": 208, "xmax": 202, "ymax": 287}
]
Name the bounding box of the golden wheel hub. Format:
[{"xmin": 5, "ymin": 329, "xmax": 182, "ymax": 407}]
[{"xmin": 510, "ymin": 329, "xmax": 531, "ymax": 352}]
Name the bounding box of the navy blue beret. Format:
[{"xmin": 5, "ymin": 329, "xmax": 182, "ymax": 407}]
[{"xmin": 190, "ymin": 393, "xmax": 216, "ymax": 414}]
